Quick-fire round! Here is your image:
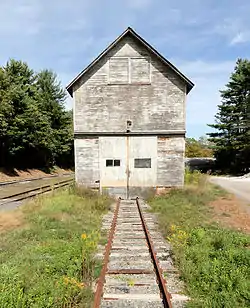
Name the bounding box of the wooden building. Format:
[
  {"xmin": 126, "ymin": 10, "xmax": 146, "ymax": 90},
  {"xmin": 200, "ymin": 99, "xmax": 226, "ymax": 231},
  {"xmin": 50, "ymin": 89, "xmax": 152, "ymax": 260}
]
[{"xmin": 66, "ymin": 27, "xmax": 194, "ymax": 199}]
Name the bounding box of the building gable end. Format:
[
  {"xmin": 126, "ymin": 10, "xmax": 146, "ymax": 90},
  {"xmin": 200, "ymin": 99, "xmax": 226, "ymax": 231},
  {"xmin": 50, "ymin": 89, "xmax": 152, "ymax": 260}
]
[{"xmin": 66, "ymin": 27, "xmax": 194, "ymax": 96}]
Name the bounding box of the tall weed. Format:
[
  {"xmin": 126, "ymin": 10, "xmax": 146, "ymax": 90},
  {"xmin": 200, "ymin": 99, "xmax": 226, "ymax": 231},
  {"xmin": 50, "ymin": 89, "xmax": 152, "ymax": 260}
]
[
  {"xmin": 150, "ymin": 170, "xmax": 250, "ymax": 307},
  {"xmin": 0, "ymin": 186, "xmax": 112, "ymax": 307}
]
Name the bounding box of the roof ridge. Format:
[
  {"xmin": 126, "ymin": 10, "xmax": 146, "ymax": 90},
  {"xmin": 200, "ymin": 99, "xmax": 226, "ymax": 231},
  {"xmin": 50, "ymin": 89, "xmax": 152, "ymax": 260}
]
[{"xmin": 66, "ymin": 27, "xmax": 194, "ymax": 96}]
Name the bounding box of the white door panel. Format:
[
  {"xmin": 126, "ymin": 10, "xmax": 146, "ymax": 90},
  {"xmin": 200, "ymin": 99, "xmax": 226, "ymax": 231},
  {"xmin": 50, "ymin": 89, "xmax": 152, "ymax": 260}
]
[
  {"xmin": 99, "ymin": 136, "xmax": 157, "ymax": 197},
  {"xmin": 99, "ymin": 137, "xmax": 127, "ymax": 187},
  {"xmin": 129, "ymin": 137, "xmax": 157, "ymax": 187}
]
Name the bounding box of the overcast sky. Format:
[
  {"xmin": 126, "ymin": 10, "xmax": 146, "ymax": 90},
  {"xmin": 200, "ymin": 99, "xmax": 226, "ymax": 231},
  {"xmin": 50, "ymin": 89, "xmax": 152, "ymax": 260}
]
[{"xmin": 0, "ymin": 0, "xmax": 249, "ymax": 137}]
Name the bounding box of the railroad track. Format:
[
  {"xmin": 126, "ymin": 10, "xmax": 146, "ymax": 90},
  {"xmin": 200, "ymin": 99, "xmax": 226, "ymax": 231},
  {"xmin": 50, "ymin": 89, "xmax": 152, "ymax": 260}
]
[
  {"xmin": 0, "ymin": 178, "xmax": 74, "ymax": 206},
  {"xmin": 93, "ymin": 198, "xmax": 186, "ymax": 308},
  {"xmin": 0, "ymin": 172, "xmax": 74, "ymax": 186}
]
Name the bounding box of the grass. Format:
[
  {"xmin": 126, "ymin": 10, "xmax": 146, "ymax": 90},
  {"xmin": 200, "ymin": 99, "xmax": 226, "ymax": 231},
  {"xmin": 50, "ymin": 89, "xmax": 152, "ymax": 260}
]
[
  {"xmin": 149, "ymin": 170, "xmax": 250, "ymax": 308},
  {"xmin": 0, "ymin": 185, "xmax": 112, "ymax": 308}
]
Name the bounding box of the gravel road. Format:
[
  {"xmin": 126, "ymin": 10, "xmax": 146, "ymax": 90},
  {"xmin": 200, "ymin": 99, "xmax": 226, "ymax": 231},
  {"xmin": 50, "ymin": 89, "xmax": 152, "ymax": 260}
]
[{"xmin": 210, "ymin": 176, "xmax": 250, "ymax": 208}]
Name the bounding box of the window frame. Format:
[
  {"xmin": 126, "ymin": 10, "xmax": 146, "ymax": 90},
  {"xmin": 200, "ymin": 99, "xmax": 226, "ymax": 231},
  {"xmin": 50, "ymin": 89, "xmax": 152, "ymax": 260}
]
[
  {"xmin": 114, "ymin": 159, "xmax": 121, "ymax": 167},
  {"xmin": 106, "ymin": 159, "xmax": 114, "ymax": 167},
  {"xmin": 105, "ymin": 159, "xmax": 121, "ymax": 167},
  {"xmin": 108, "ymin": 56, "xmax": 151, "ymax": 85}
]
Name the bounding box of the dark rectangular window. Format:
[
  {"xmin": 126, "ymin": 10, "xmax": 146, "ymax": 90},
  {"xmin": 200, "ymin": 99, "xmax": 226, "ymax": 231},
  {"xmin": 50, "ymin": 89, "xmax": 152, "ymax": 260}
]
[
  {"xmin": 134, "ymin": 158, "xmax": 151, "ymax": 168},
  {"xmin": 106, "ymin": 159, "xmax": 121, "ymax": 167},
  {"xmin": 114, "ymin": 160, "xmax": 120, "ymax": 166},
  {"xmin": 106, "ymin": 159, "xmax": 113, "ymax": 167}
]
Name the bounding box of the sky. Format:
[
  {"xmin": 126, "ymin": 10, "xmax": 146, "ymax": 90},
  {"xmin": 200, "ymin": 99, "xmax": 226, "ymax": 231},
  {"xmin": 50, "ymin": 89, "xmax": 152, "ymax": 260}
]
[{"xmin": 0, "ymin": 0, "xmax": 249, "ymax": 138}]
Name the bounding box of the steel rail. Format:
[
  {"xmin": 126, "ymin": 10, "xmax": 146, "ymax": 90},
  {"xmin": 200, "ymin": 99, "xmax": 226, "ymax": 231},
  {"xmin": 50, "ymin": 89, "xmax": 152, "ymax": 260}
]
[
  {"xmin": 136, "ymin": 197, "xmax": 172, "ymax": 308},
  {"xmin": 92, "ymin": 198, "xmax": 121, "ymax": 308},
  {"xmin": 93, "ymin": 197, "xmax": 172, "ymax": 308},
  {"xmin": 0, "ymin": 172, "xmax": 74, "ymax": 186},
  {"xmin": 0, "ymin": 179, "xmax": 73, "ymax": 206}
]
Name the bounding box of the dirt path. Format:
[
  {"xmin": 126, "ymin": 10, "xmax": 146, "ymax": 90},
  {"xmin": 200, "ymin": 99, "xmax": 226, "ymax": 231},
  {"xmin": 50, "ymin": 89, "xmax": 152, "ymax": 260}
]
[
  {"xmin": 208, "ymin": 176, "xmax": 250, "ymax": 233},
  {"xmin": 210, "ymin": 176, "xmax": 250, "ymax": 211}
]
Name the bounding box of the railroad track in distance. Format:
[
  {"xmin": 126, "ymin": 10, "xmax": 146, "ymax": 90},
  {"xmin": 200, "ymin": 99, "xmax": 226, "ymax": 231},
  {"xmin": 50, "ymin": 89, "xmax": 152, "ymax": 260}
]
[
  {"xmin": 0, "ymin": 178, "xmax": 74, "ymax": 207},
  {"xmin": 0, "ymin": 172, "xmax": 74, "ymax": 186},
  {"xmin": 93, "ymin": 198, "xmax": 173, "ymax": 308}
]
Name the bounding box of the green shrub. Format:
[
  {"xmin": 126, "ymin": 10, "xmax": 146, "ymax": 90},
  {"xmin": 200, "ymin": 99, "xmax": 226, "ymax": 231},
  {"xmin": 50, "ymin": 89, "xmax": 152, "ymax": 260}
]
[{"xmin": 185, "ymin": 168, "xmax": 204, "ymax": 185}]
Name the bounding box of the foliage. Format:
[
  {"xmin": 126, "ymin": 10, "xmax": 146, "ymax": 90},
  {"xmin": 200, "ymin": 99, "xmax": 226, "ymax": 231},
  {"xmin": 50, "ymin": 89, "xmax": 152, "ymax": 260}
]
[
  {"xmin": 149, "ymin": 171, "xmax": 250, "ymax": 307},
  {"xmin": 208, "ymin": 58, "xmax": 250, "ymax": 174},
  {"xmin": 0, "ymin": 59, "xmax": 73, "ymax": 169},
  {"xmin": 184, "ymin": 168, "xmax": 205, "ymax": 185},
  {"xmin": 0, "ymin": 187, "xmax": 111, "ymax": 307},
  {"xmin": 185, "ymin": 136, "xmax": 213, "ymax": 158}
]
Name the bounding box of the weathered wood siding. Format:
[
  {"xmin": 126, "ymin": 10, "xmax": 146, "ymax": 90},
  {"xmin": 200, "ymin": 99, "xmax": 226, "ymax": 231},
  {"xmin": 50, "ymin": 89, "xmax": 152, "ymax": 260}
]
[
  {"xmin": 73, "ymin": 35, "xmax": 186, "ymax": 133},
  {"xmin": 157, "ymin": 137, "xmax": 185, "ymax": 187},
  {"xmin": 73, "ymin": 33, "xmax": 187, "ymax": 190},
  {"xmin": 74, "ymin": 138, "xmax": 99, "ymax": 187}
]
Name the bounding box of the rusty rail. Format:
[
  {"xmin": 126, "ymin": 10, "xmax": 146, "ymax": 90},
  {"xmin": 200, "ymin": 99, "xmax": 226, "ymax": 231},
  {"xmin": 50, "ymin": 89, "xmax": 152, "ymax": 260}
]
[
  {"xmin": 0, "ymin": 172, "xmax": 74, "ymax": 186},
  {"xmin": 136, "ymin": 197, "xmax": 172, "ymax": 308},
  {"xmin": 92, "ymin": 198, "xmax": 121, "ymax": 308},
  {"xmin": 93, "ymin": 197, "xmax": 172, "ymax": 308},
  {"xmin": 0, "ymin": 179, "xmax": 73, "ymax": 206}
]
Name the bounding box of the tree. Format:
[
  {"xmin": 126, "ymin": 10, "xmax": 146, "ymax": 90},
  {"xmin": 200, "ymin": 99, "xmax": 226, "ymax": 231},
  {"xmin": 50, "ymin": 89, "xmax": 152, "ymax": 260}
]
[
  {"xmin": 0, "ymin": 60, "xmax": 38, "ymax": 166},
  {"xmin": 0, "ymin": 59, "xmax": 73, "ymax": 169},
  {"xmin": 185, "ymin": 137, "xmax": 213, "ymax": 158},
  {"xmin": 208, "ymin": 59, "xmax": 250, "ymax": 174},
  {"xmin": 36, "ymin": 70, "xmax": 73, "ymax": 167}
]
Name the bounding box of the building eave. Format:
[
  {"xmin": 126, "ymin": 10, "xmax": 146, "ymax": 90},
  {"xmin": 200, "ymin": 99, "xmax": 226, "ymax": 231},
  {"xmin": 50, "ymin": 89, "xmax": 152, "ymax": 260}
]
[{"xmin": 66, "ymin": 27, "xmax": 194, "ymax": 97}]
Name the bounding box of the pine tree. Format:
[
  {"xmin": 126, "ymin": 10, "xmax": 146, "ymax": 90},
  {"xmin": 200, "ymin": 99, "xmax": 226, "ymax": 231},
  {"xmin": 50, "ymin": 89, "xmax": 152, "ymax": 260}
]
[
  {"xmin": 208, "ymin": 59, "xmax": 250, "ymax": 174},
  {"xmin": 36, "ymin": 70, "xmax": 73, "ymax": 167},
  {"xmin": 0, "ymin": 59, "xmax": 73, "ymax": 169}
]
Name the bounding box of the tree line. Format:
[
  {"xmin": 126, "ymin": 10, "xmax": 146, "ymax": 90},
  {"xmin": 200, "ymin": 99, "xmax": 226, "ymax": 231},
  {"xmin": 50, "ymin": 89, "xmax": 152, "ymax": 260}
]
[
  {"xmin": 0, "ymin": 59, "xmax": 73, "ymax": 169},
  {"xmin": 185, "ymin": 136, "xmax": 213, "ymax": 158},
  {"xmin": 1, "ymin": 58, "xmax": 249, "ymax": 175},
  {"xmin": 208, "ymin": 58, "xmax": 250, "ymax": 174}
]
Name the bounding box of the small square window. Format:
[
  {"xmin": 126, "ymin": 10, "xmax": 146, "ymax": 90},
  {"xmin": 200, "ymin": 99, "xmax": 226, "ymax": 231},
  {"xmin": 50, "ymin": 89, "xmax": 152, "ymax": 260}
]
[
  {"xmin": 134, "ymin": 158, "xmax": 151, "ymax": 168},
  {"xmin": 106, "ymin": 160, "xmax": 113, "ymax": 167},
  {"xmin": 106, "ymin": 159, "xmax": 121, "ymax": 167},
  {"xmin": 114, "ymin": 160, "xmax": 121, "ymax": 166}
]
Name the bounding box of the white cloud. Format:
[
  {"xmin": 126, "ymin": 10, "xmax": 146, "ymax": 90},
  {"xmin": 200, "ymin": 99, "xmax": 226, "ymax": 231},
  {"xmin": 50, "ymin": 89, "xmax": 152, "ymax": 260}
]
[
  {"xmin": 0, "ymin": 0, "xmax": 249, "ymax": 137},
  {"xmin": 230, "ymin": 32, "xmax": 250, "ymax": 45},
  {"xmin": 212, "ymin": 9, "xmax": 250, "ymax": 46}
]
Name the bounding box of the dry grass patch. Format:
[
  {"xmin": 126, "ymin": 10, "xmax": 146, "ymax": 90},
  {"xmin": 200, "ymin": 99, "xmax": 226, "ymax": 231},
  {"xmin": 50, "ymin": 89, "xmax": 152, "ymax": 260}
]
[
  {"xmin": 0, "ymin": 211, "xmax": 25, "ymax": 232},
  {"xmin": 210, "ymin": 196, "xmax": 250, "ymax": 234}
]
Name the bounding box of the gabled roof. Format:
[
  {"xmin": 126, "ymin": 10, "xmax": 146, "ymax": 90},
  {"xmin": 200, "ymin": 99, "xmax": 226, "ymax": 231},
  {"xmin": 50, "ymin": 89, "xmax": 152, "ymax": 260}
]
[{"xmin": 66, "ymin": 27, "xmax": 194, "ymax": 96}]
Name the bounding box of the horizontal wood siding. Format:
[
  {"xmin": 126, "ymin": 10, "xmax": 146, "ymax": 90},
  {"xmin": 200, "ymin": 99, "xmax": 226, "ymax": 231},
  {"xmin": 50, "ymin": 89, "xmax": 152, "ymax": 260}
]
[
  {"xmin": 74, "ymin": 138, "xmax": 99, "ymax": 187},
  {"xmin": 157, "ymin": 137, "xmax": 185, "ymax": 186},
  {"xmin": 109, "ymin": 58, "xmax": 129, "ymax": 84},
  {"xmin": 73, "ymin": 35, "xmax": 186, "ymax": 134},
  {"xmin": 130, "ymin": 57, "xmax": 150, "ymax": 83}
]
